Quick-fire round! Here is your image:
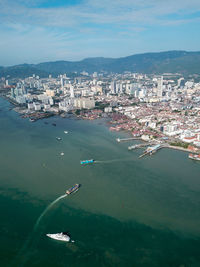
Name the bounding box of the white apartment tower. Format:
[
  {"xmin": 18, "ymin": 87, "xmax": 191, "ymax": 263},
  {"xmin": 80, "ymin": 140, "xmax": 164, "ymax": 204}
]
[
  {"xmin": 111, "ymin": 81, "xmax": 116, "ymax": 94},
  {"xmin": 157, "ymin": 76, "xmax": 163, "ymax": 98},
  {"xmin": 60, "ymin": 77, "xmax": 64, "ymax": 91},
  {"xmin": 70, "ymin": 84, "xmax": 75, "ymax": 98}
]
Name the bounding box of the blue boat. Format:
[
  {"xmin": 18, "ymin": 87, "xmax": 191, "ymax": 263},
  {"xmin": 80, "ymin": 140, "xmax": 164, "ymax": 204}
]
[
  {"xmin": 80, "ymin": 159, "xmax": 95, "ymax": 165},
  {"xmin": 66, "ymin": 184, "xmax": 81, "ymax": 195}
]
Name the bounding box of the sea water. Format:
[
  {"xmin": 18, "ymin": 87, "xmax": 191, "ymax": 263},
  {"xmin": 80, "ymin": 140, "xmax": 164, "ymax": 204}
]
[{"xmin": 0, "ymin": 97, "xmax": 200, "ymax": 267}]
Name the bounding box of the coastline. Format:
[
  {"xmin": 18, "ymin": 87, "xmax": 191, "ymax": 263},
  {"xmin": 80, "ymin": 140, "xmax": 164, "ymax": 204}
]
[{"xmin": 1, "ymin": 95, "xmax": 200, "ymax": 160}]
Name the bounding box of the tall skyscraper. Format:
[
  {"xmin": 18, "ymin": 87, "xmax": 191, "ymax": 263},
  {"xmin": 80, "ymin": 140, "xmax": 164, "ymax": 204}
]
[
  {"xmin": 157, "ymin": 76, "xmax": 163, "ymax": 98},
  {"xmin": 70, "ymin": 85, "xmax": 74, "ymax": 98},
  {"xmin": 177, "ymin": 77, "xmax": 185, "ymax": 88},
  {"xmin": 60, "ymin": 76, "xmax": 64, "ymax": 91},
  {"xmin": 111, "ymin": 81, "xmax": 116, "ymax": 94}
]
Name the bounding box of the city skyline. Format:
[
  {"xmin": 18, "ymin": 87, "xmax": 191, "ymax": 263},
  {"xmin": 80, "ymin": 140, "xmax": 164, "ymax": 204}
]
[{"xmin": 0, "ymin": 0, "xmax": 200, "ymax": 66}]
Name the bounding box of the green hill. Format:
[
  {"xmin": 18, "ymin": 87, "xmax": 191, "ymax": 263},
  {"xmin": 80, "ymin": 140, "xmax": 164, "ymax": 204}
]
[{"xmin": 1, "ymin": 51, "xmax": 200, "ymax": 78}]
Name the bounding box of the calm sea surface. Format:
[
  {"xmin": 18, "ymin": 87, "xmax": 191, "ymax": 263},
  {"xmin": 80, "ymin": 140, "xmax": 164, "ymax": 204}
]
[{"xmin": 0, "ymin": 97, "xmax": 200, "ymax": 267}]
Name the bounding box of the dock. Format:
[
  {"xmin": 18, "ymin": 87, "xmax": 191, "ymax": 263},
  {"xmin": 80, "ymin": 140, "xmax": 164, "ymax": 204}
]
[
  {"xmin": 128, "ymin": 142, "xmax": 156, "ymax": 150},
  {"xmin": 138, "ymin": 143, "xmax": 200, "ymax": 158},
  {"xmin": 116, "ymin": 137, "xmax": 140, "ymax": 143},
  {"xmin": 139, "ymin": 144, "xmax": 162, "ymax": 158}
]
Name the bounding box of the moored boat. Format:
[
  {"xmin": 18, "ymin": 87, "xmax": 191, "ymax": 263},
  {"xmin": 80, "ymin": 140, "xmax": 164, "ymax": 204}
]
[{"xmin": 189, "ymin": 153, "xmax": 200, "ymax": 161}]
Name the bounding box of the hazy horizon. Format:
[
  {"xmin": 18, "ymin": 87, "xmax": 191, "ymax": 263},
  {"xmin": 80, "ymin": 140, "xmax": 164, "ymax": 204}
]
[{"xmin": 1, "ymin": 49, "xmax": 200, "ymax": 67}]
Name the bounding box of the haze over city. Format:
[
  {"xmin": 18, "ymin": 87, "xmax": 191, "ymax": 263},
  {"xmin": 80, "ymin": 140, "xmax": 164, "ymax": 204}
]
[{"xmin": 0, "ymin": 0, "xmax": 200, "ymax": 65}]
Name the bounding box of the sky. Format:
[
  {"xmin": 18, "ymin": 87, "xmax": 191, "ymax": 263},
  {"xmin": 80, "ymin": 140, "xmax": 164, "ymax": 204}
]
[{"xmin": 0, "ymin": 0, "xmax": 200, "ymax": 66}]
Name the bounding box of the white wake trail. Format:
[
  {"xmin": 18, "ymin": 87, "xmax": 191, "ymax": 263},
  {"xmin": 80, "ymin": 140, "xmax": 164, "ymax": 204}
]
[
  {"xmin": 33, "ymin": 194, "xmax": 67, "ymax": 231},
  {"xmin": 95, "ymin": 157, "xmax": 134, "ymax": 164},
  {"xmin": 15, "ymin": 194, "xmax": 67, "ymax": 267}
]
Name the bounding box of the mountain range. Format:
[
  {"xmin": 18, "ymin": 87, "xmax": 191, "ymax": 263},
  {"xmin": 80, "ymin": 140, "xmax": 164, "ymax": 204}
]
[{"xmin": 1, "ymin": 50, "xmax": 200, "ymax": 78}]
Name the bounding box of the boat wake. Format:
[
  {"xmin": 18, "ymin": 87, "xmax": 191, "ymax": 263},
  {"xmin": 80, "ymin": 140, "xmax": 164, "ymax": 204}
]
[
  {"xmin": 14, "ymin": 194, "xmax": 67, "ymax": 266},
  {"xmin": 33, "ymin": 194, "xmax": 67, "ymax": 231},
  {"xmin": 95, "ymin": 157, "xmax": 134, "ymax": 164}
]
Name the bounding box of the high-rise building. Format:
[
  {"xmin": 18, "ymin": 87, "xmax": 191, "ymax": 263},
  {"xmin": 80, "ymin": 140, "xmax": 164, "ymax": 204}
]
[
  {"xmin": 70, "ymin": 85, "xmax": 75, "ymax": 98},
  {"xmin": 11, "ymin": 88, "xmax": 15, "ymax": 98},
  {"xmin": 111, "ymin": 81, "xmax": 116, "ymax": 94},
  {"xmin": 157, "ymin": 76, "xmax": 163, "ymax": 98},
  {"xmin": 74, "ymin": 98, "xmax": 95, "ymax": 109},
  {"xmin": 177, "ymin": 78, "xmax": 185, "ymax": 88},
  {"xmin": 115, "ymin": 83, "xmax": 121, "ymax": 94},
  {"xmin": 119, "ymin": 83, "xmax": 124, "ymax": 94},
  {"xmin": 60, "ymin": 77, "xmax": 64, "ymax": 90}
]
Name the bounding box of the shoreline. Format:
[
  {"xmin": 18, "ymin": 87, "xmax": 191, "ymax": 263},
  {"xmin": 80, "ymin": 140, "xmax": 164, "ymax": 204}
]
[{"xmin": 1, "ymin": 96, "xmax": 200, "ymax": 159}]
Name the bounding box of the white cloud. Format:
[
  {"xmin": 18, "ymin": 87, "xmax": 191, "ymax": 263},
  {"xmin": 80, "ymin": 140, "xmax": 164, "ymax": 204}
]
[
  {"xmin": 0, "ymin": 0, "xmax": 200, "ymax": 65},
  {"xmin": 0, "ymin": 0, "xmax": 200, "ymax": 28}
]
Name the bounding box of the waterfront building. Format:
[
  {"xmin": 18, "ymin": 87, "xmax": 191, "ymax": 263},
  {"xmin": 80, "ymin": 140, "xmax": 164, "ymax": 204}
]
[
  {"xmin": 74, "ymin": 98, "xmax": 95, "ymax": 109},
  {"xmin": 43, "ymin": 104, "xmax": 51, "ymax": 111},
  {"xmin": 11, "ymin": 88, "xmax": 15, "ymax": 98},
  {"xmin": 15, "ymin": 96, "xmax": 26, "ymax": 104},
  {"xmin": 28, "ymin": 103, "xmax": 34, "ymax": 110},
  {"xmin": 33, "ymin": 102, "xmax": 42, "ymax": 111},
  {"xmin": 59, "ymin": 97, "xmax": 74, "ymax": 112}
]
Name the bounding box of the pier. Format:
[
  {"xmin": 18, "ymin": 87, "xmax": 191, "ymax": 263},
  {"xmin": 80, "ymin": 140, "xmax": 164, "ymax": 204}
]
[
  {"xmin": 138, "ymin": 143, "xmax": 200, "ymax": 158},
  {"xmin": 139, "ymin": 144, "xmax": 163, "ymax": 158},
  {"xmin": 128, "ymin": 142, "xmax": 156, "ymax": 150},
  {"xmin": 116, "ymin": 137, "xmax": 140, "ymax": 143}
]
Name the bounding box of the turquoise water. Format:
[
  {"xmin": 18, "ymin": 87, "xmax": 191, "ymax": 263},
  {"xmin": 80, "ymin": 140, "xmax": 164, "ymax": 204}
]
[{"xmin": 0, "ymin": 97, "xmax": 200, "ymax": 267}]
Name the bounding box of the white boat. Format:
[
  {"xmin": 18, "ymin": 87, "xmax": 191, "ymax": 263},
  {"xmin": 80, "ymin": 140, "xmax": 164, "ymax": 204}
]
[
  {"xmin": 189, "ymin": 153, "xmax": 200, "ymax": 161},
  {"xmin": 46, "ymin": 232, "xmax": 70, "ymax": 242},
  {"xmin": 60, "ymin": 152, "xmax": 64, "ymax": 156},
  {"xmin": 64, "ymin": 131, "xmax": 68, "ymax": 134}
]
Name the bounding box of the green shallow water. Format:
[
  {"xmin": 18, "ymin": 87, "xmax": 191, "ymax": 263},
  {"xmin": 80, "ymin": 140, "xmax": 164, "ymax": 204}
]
[{"xmin": 0, "ymin": 97, "xmax": 200, "ymax": 267}]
